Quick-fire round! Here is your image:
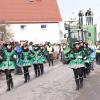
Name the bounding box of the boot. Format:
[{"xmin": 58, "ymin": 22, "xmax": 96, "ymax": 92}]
[
  {"xmin": 83, "ymin": 68, "xmax": 86, "ymax": 78},
  {"xmin": 80, "ymin": 77, "xmax": 83, "ymax": 88},
  {"xmin": 49, "ymin": 61, "xmax": 51, "ymax": 66},
  {"xmin": 10, "ymin": 78, "xmax": 14, "ymax": 88},
  {"xmin": 7, "ymin": 79, "xmax": 11, "ymax": 91},
  {"xmin": 27, "ymin": 73, "xmax": 30, "ymax": 81},
  {"xmin": 51, "ymin": 60, "xmax": 54, "ymax": 66},
  {"xmin": 24, "ymin": 74, "xmax": 27, "ymax": 83},
  {"xmin": 41, "ymin": 67, "xmax": 44, "ymax": 75},
  {"xmin": 37, "ymin": 69, "xmax": 40, "ymax": 77},
  {"xmin": 6, "ymin": 70, "xmax": 11, "ymax": 91},
  {"xmin": 40, "ymin": 64, "xmax": 44, "ymax": 75},
  {"xmin": 35, "ymin": 70, "xmax": 38, "ymax": 77},
  {"xmin": 7, "ymin": 88, "xmax": 10, "ymax": 91},
  {"xmin": 75, "ymin": 79, "xmax": 80, "ymax": 90}
]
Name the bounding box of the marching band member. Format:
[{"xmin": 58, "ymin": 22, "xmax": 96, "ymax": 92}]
[
  {"xmin": 39, "ymin": 45, "xmax": 47, "ymax": 74},
  {"xmin": 66, "ymin": 41, "xmax": 86, "ymax": 90},
  {"xmin": 83, "ymin": 43, "xmax": 93, "ymax": 75},
  {"xmin": 79, "ymin": 41, "xmax": 87, "ymax": 78},
  {"xmin": 18, "ymin": 44, "xmax": 33, "ymax": 83},
  {"xmin": 0, "ymin": 43, "xmax": 17, "ymax": 91},
  {"xmin": 32, "ymin": 45, "xmax": 40, "ymax": 77},
  {"xmin": 32, "ymin": 45, "xmax": 47, "ymax": 77}
]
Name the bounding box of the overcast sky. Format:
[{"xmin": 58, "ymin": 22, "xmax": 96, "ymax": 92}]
[{"xmin": 57, "ymin": 0, "xmax": 100, "ymax": 23}]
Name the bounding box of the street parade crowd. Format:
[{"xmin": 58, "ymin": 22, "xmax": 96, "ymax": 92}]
[
  {"xmin": 63, "ymin": 41, "xmax": 99, "ymax": 90},
  {"xmin": 0, "ymin": 41, "xmax": 99, "ymax": 91},
  {"xmin": 0, "ymin": 42, "xmax": 60, "ymax": 91}
]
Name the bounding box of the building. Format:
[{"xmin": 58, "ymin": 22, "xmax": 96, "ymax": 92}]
[{"xmin": 0, "ymin": 0, "xmax": 62, "ymax": 43}]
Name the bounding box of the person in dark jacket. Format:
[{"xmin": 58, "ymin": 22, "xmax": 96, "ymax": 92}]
[
  {"xmin": 78, "ymin": 10, "xmax": 84, "ymax": 26},
  {"xmin": 46, "ymin": 43, "xmax": 54, "ymax": 66}
]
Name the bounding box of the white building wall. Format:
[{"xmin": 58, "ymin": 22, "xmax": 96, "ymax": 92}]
[{"xmin": 9, "ymin": 23, "xmax": 61, "ymax": 43}]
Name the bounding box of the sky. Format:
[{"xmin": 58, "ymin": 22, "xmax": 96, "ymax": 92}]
[
  {"xmin": 57, "ymin": 0, "xmax": 100, "ymax": 23},
  {"xmin": 57, "ymin": 0, "xmax": 100, "ymax": 35}
]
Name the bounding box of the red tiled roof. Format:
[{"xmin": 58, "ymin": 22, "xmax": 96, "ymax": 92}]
[{"xmin": 0, "ymin": 0, "xmax": 61, "ymax": 23}]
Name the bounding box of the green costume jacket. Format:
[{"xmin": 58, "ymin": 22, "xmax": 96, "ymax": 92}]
[
  {"xmin": 18, "ymin": 50, "xmax": 33, "ymax": 67},
  {"xmin": 0, "ymin": 49, "xmax": 16, "ymax": 70},
  {"xmin": 84, "ymin": 47, "xmax": 93, "ymax": 63},
  {"xmin": 67, "ymin": 48, "xmax": 86, "ymax": 69},
  {"xmin": 32, "ymin": 48, "xmax": 47, "ymax": 64}
]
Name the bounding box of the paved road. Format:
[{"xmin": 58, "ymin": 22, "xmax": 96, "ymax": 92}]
[{"xmin": 0, "ymin": 62, "xmax": 100, "ymax": 100}]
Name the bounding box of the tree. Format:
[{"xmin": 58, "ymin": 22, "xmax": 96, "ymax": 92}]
[{"xmin": 0, "ymin": 24, "xmax": 14, "ymax": 42}]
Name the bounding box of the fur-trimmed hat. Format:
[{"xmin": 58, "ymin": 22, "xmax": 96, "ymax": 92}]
[{"xmin": 73, "ymin": 41, "xmax": 80, "ymax": 46}]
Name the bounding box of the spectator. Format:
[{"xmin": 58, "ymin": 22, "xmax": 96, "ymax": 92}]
[{"xmin": 78, "ymin": 10, "xmax": 84, "ymax": 26}]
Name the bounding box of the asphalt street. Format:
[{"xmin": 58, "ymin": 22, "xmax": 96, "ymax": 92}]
[{"xmin": 0, "ymin": 61, "xmax": 100, "ymax": 100}]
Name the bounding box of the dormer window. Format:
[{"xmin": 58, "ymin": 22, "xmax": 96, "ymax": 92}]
[{"xmin": 28, "ymin": 0, "xmax": 34, "ymax": 2}]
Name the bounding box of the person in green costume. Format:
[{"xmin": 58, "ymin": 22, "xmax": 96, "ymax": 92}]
[
  {"xmin": 31, "ymin": 45, "xmax": 40, "ymax": 77},
  {"xmin": 18, "ymin": 44, "xmax": 33, "ymax": 83},
  {"xmin": 79, "ymin": 41, "xmax": 87, "ymax": 78},
  {"xmin": 67, "ymin": 41, "xmax": 86, "ymax": 90},
  {"xmin": 31, "ymin": 45, "xmax": 47, "ymax": 77},
  {"xmin": 0, "ymin": 43, "xmax": 17, "ymax": 91},
  {"xmin": 83, "ymin": 42, "xmax": 93, "ymax": 75}
]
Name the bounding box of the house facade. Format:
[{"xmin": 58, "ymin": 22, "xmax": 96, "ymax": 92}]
[
  {"xmin": 9, "ymin": 23, "xmax": 61, "ymax": 43},
  {"xmin": 0, "ymin": 0, "xmax": 62, "ymax": 43}
]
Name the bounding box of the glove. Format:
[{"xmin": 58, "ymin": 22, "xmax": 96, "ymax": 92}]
[
  {"xmin": 13, "ymin": 55, "xmax": 17, "ymax": 59},
  {"xmin": 77, "ymin": 56, "xmax": 82, "ymax": 59},
  {"xmin": 0, "ymin": 56, "xmax": 2, "ymax": 59},
  {"xmin": 84, "ymin": 57, "xmax": 87, "ymax": 60}
]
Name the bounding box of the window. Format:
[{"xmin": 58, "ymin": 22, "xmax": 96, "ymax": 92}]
[
  {"xmin": 41, "ymin": 25, "xmax": 47, "ymax": 30},
  {"xmin": 29, "ymin": 0, "xmax": 33, "ymax": 2},
  {"xmin": 20, "ymin": 25, "xmax": 26, "ymax": 31}
]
